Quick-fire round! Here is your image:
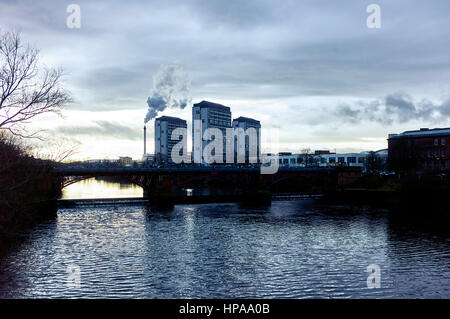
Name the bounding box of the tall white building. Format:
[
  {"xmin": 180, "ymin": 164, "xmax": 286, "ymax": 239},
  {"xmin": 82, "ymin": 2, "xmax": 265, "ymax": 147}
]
[
  {"xmin": 155, "ymin": 116, "xmax": 187, "ymax": 164},
  {"xmin": 232, "ymin": 116, "xmax": 261, "ymax": 163},
  {"xmin": 192, "ymin": 101, "xmax": 231, "ymax": 164}
]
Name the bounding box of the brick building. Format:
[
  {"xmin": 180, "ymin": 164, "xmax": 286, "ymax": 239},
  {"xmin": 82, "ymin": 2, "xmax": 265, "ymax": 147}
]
[{"xmin": 388, "ymin": 128, "xmax": 450, "ymax": 173}]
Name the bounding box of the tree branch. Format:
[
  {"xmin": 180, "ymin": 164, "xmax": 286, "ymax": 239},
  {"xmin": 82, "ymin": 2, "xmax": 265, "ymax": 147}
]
[{"xmin": 0, "ymin": 30, "xmax": 70, "ymax": 138}]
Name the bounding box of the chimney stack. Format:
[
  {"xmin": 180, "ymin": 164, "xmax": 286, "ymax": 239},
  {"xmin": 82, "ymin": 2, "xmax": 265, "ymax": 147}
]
[{"xmin": 144, "ymin": 125, "xmax": 147, "ymax": 155}]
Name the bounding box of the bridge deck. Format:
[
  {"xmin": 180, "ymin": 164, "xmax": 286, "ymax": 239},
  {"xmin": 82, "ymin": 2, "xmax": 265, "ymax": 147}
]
[{"xmin": 54, "ymin": 166, "xmax": 341, "ymax": 176}]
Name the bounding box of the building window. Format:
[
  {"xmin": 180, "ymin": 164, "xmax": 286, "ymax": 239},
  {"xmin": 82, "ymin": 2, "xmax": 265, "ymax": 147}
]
[
  {"xmin": 329, "ymin": 158, "xmax": 336, "ymax": 163},
  {"xmin": 338, "ymin": 157, "xmax": 345, "ymax": 163},
  {"xmin": 442, "ymin": 138, "xmax": 446, "ymax": 145},
  {"xmin": 434, "ymin": 138, "xmax": 439, "ymax": 146},
  {"xmin": 347, "ymin": 157, "xmax": 356, "ymax": 163},
  {"xmin": 358, "ymin": 157, "xmax": 365, "ymax": 163}
]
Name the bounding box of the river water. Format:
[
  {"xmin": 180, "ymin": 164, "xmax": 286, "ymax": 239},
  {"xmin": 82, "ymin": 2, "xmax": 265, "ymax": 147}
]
[{"xmin": 0, "ymin": 179, "xmax": 449, "ymax": 298}]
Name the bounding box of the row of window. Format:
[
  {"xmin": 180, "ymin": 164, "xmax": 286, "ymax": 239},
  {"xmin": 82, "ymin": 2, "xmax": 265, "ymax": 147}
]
[
  {"xmin": 424, "ymin": 147, "xmax": 446, "ymax": 158},
  {"xmin": 208, "ymin": 110, "xmax": 231, "ymax": 118},
  {"xmin": 426, "ymin": 160, "xmax": 447, "ymax": 170},
  {"xmin": 279, "ymin": 156, "xmax": 366, "ymax": 165},
  {"xmin": 434, "ymin": 138, "xmax": 446, "ymax": 146},
  {"xmin": 208, "ymin": 119, "xmax": 230, "ymax": 126},
  {"xmin": 207, "ymin": 110, "xmax": 231, "ymax": 127}
]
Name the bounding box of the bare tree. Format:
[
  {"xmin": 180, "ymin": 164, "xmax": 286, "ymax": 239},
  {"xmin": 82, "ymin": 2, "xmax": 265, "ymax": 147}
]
[
  {"xmin": 0, "ymin": 30, "xmax": 71, "ymax": 138},
  {"xmin": 366, "ymin": 151, "xmax": 385, "ymax": 174},
  {"xmin": 31, "ymin": 136, "xmax": 80, "ymax": 163},
  {"xmin": 300, "ymin": 148, "xmax": 318, "ymax": 167}
]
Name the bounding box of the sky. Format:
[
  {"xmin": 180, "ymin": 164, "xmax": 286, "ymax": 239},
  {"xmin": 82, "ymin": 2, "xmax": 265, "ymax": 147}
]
[{"xmin": 1, "ymin": 0, "xmax": 450, "ymax": 160}]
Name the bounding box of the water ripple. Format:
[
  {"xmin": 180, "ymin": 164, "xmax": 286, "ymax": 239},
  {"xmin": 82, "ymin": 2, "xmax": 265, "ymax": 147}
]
[{"xmin": 0, "ymin": 201, "xmax": 449, "ymax": 298}]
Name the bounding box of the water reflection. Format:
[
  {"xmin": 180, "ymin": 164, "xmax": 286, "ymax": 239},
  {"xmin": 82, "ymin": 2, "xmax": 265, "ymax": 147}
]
[
  {"xmin": 61, "ymin": 177, "xmax": 143, "ymax": 199},
  {"xmin": 0, "ymin": 183, "xmax": 449, "ymax": 298}
]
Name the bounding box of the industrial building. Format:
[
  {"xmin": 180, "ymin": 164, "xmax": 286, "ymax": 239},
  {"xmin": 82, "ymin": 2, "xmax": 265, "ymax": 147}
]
[
  {"xmin": 154, "ymin": 115, "xmax": 187, "ymax": 164},
  {"xmin": 192, "ymin": 100, "xmax": 232, "ymax": 164},
  {"xmin": 231, "ymin": 116, "xmax": 261, "ymax": 163}
]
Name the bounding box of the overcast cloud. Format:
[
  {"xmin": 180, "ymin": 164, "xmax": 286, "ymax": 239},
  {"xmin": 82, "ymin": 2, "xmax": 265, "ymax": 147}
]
[
  {"xmin": 1, "ymin": 0, "xmax": 450, "ymax": 158},
  {"xmin": 54, "ymin": 121, "xmax": 142, "ymax": 140}
]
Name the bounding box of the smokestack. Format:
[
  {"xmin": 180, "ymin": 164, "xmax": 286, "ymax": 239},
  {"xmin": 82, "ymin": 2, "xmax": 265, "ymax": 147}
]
[{"xmin": 144, "ymin": 125, "xmax": 147, "ymax": 155}]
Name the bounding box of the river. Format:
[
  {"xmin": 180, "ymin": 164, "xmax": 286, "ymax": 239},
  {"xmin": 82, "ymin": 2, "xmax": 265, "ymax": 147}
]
[{"xmin": 0, "ymin": 178, "xmax": 449, "ymax": 298}]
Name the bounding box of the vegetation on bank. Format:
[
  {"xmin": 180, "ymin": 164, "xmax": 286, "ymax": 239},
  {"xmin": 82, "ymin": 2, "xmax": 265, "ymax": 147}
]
[
  {"xmin": 344, "ymin": 174, "xmax": 402, "ymax": 192},
  {"xmin": 0, "ymin": 133, "xmax": 60, "ymax": 234}
]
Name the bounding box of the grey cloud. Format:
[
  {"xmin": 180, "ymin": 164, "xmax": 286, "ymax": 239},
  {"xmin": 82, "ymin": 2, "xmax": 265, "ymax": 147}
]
[
  {"xmin": 385, "ymin": 93, "xmax": 416, "ymax": 115},
  {"xmin": 54, "ymin": 121, "xmax": 142, "ymax": 140},
  {"xmin": 384, "ymin": 93, "xmax": 433, "ymax": 122},
  {"xmin": 336, "ymin": 105, "xmax": 361, "ymax": 124},
  {"xmin": 439, "ymin": 99, "xmax": 450, "ymax": 116},
  {"xmin": 337, "ymin": 93, "xmax": 449, "ymax": 125}
]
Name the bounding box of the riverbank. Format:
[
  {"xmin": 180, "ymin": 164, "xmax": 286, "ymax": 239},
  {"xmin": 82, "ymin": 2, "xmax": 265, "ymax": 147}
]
[
  {"xmin": 322, "ymin": 174, "xmax": 450, "ymax": 219},
  {"xmin": 0, "ymin": 136, "xmax": 60, "ymax": 236}
]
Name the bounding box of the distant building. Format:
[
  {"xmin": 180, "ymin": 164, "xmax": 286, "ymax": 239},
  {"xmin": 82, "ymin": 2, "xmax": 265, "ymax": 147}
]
[
  {"xmin": 83, "ymin": 158, "xmax": 119, "ymax": 166},
  {"xmin": 232, "ymin": 116, "xmax": 261, "ymax": 163},
  {"xmin": 315, "ymin": 150, "xmax": 334, "ymax": 155},
  {"xmin": 320, "ymin": 152, "xmax": 367, "ymax": 167},
  {"xmin": 119, "ymin": 156, "xmax": 133, "ymax": 166},
  {"xmin": 192, "ymin": 100, "xmax": 231, "ymax": 164},
  {"xmin": 155, "ymin": 116, "xmax": 187, "ymax": 164},
  {"xmin": 388, "ymin": 127, "xmax": 450, "ymax": 173},
  {"xmin": 276, "ymin": 151, "xmax": 372, "ymax": 170},
  {"xmin": 277, "ymin": 153, "xmax": 299, "ymax": 166},
  {"xmin": 141, "ymin": 153, "xmax": 154, "ymax": 164}
]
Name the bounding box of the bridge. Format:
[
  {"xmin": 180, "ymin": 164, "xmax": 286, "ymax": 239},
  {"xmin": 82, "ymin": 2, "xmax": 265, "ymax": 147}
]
[{"xmin": 53, "ymin": 166, "xmax": 361, "ymax": 205}]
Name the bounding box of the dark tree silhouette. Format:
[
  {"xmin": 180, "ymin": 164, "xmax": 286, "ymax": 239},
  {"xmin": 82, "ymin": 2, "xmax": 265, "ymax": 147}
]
[{"xmin": 366, "ymin": 151, "xmax": 384, "ymax": 174}]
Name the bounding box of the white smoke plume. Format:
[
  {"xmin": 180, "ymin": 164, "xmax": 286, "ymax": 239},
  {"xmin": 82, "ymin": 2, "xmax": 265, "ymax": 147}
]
[{"xmin": 144, "ymin": 64, "xmax": 191, "ymax": 123}]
